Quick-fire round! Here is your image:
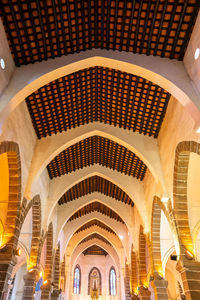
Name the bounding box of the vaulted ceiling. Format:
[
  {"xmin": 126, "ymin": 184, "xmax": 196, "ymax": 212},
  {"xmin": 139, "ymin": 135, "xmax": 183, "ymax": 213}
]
[
  {"xmin": 2, "ymin": 0, "xmax": 199, "ymax": 263},
  {"xmin": 82, "ymin": 245, "xmax": 108, "ymax": 256},
  {"xmin": 67, "ymin": 201, "xmax": 125, "ymax": 223},
  {"xmin": 25, "ymin": 66, "xmax": 170, "ymax": 139},
  {"xmin": 48, "ymin": 136, "xmax": 147, "ymax": 180},
  {"xmin": 1, "ymin": 0, "xmax": 199, "ymax": 66},
  {"xmin": 75, "ymin": 219, "xmax": 116, "ymax": 235},
  {"xmin": 79, "ymin": 233, "xmax": 112, "ymax": 246},
  {"xmin": 58, "ymin": 175, "xmax": 134, "ymax": 206}
]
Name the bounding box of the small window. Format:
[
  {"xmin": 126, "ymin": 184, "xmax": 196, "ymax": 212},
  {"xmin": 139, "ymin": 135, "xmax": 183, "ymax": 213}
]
[
  {"xmin": 73, "ymin": 265, "xmax": 81, "ymax": 294},
  {"xmin": 109, "ymin": 267, "xmax": 117, "ymax": 296}
]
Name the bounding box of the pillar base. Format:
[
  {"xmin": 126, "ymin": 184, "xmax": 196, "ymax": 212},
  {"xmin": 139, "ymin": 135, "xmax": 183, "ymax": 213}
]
[
  {"xmin": 131, "ymin": 294, "xmax": 139, "ymax": 300},
  {"xmin": 22, "ymin": 269, "xmax": 39, "ymax": 300},
  {"xmin": 177, "ymin": 259, "xmax": 200, "ymax": 300},
  {"xmin": 0, "ymin": 256, "xmax": 17, "ymax": 300},
  {"xmin": 51, "ymin": 289, "xmax": 60, "ymax": 300},
  {"xmin": 139, "ymin": 286, "xmax": 151, "ymax": 300},
  {"xmin": 41, "ymin": 284, "xmax": 51, "ymax": 300},
  {"xmin": 151, "ymin": 278, "xmax": 168, "ymax": 300}
]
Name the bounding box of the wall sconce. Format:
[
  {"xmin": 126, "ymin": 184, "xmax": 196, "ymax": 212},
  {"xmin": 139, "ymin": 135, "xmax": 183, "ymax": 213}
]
[{"xmin": 170, "ymin": 254, "xmax": 178, "ymax": 261}]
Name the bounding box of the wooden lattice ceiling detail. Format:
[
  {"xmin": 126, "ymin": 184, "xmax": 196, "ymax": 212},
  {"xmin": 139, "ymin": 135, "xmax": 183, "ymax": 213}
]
[
  {"xmin": 58, "ymin": 175, "xmax": 134, "ymax": 206},
  {"xmin": 1, "ymin": 0, "xmax": 199, "ymax": 66},
  {"xmin": 68, "ymin": 201, "xmax": 125, "ymax": 223},
  {"xmin": 48, "ymin": 136, "xmax": 146, "ymax": 181},
  {"xmin": 26, "ymin": 66, "xmax": 170, "ymax": 139},
  {"xmin": 79, "ymin": 233, "xmax": 111, "ymax": 246},
  {"xmin": 82, "ymin": 245, "xmax": 108, "ymax": 256},
  {"xmin": 75, "ymin": 219, "xmax": 116, "ymax": 235}
]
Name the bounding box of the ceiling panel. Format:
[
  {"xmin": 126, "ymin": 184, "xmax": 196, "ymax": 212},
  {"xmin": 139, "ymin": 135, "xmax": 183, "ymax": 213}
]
[
  {"xmin": 48, "ymin": 136, "xmax": 147, "ymax": 181},
  {"xmin": 26, "ymin": 66, "xmax": 170, "ymax": 139},
  {"xmin": 1, "ymin": 0, "xmax": 199, "ymax": 66},
  {"xmin": 75, "ymin": 219, "xmax": 116, "ymax": 235},
  {"xmin": 68, "ymin": 201, "xmax": 125, "ymax": 223}
]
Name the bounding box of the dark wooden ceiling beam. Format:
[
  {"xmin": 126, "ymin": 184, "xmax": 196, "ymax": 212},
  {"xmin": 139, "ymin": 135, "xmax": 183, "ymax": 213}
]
[{"xmin": 58, "ymin": 175, "xmax": 133, "ymax": 207}]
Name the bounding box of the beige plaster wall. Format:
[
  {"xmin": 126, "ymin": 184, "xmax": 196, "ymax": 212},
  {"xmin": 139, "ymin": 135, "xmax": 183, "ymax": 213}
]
[
  {"xmin": 158, "ymin": 96, "xmax": 200, "ymax": 201},
  {"xmin": 70, "ymin": 253, "xmax": 119, "ymax": 300},
  {"xmin": 143, "ymin": 169, "xmax": 163, "ymax": 230},
  {"xmin": 0, "ymin": 102, "xmax": 37, "ymax": 197},
  {"xmin": 19, "ymin": 207, "xmax": 32, "ymax": 254},
  {"xmin": 0, "ymin": 18, "xmax": 15, "ymax": 96},
  {"xmin": 187, "ymin": 153, "xmax": 200, "ymax": 235},
  {"xmin": 184, "ymin": 11, "xmax": 200, "ymax": 95}
]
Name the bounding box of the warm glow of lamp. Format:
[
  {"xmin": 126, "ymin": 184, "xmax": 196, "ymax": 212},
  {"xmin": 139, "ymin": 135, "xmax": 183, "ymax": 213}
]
[
  {"xmin": 196, "ymin": 127, "xmax": 200, "ymax": 133},
  {"xmin": 185, "ymin": 250, "xmax": 194, "ymax": 259},
  {"xmin": 119, "ymin": 235, "xmax": 124, "ymax": 240},
  {"xmin": 28, "ymin": 268, "xmax": 34, "ymax": 273},
  {"xmin": 161, "ymin": 197, "xmax": 169, "ymax": 203},
  {"xmin": 43, "ymin": 280, "xmax": 48, "ymax": 285},
  {"xmin": 16, "ymin": 248, "xmax": 21, "ymax": 256},
  {"xmin": 40, "ymin": 271, "xmax": 42, "ymax": 277}
]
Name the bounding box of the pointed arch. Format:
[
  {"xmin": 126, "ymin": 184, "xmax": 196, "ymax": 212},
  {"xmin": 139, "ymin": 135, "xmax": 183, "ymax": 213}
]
[
  {"xmin": 88, "ymin": 267, "xmax": 102, "ymax": 295},
  {"xmin": 109, "ymin": 266, "xmax": 117, "ymax": 296},
  {"xmin": 130, "ymin": 247, "xmax": 138, "ymax": 296},
  {"xmin": 73, "ymin": 264, "xmax": 81, "ymax": 294},
  {"xmin": 139, "ymin": 226, "xmax": 148, "ymax": 287},
  {"xmin": 174, "ymin": 141, "xmax": 200, "ymax": 255},
  {"xmin": 0, "ymin": 141, "xmax": 21, "ymax": 248}
]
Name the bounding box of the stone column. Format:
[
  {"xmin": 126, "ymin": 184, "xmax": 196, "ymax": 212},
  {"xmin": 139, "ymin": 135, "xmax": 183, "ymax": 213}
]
[
  {"xmin": 0, "ymin": 246, "xmax": 17, "ymax": 300},
  {"xmin": 138, "ymin": 286, "xmax": 151, "ymax": 300},
  {"xmin": 41, "ymin": 283, "xmax": 51, "ymax": 300},
  {"xmin": 51, "ymin": 289, "xmax": 60, "ymax": 300},
  {"xmin": 22, "ymin": 269, "xmax": 39, "ymax": 300},
  {"xmin": 0, "ymin": 260, "xmax": 16, "ymax": 300},
  {"xmin": 131, "ymin": 294, "xmax": 139, "ymax": 300},
  {"xmin": 151, "ymin": 278, "xmax": 168, "ymax": 300},
  {"xmin": 177, "ymin": 259, "xmax": 200, "ymax": 300}
]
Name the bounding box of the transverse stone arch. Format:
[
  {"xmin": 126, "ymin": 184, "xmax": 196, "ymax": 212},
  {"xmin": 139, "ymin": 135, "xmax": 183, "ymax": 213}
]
[
  {"xmin": 130, "ymin": 246, "xmax": 138, "ymax": 295},
  {"xmin": 88, "ymin": 266, "xmax": 102, "ymax": 295},
  {"xmin": 0, "ymin": 141, "xmax": 21, "ymax": 298},
  {"xmin": 174, "ymin": 141, "xmax": 200, "ymax": 256},
  {"xmin": 58, "ymin": 175, "xmax": 134, "ymax": 207},
  {"xmin": 41, "ymin": 222, "xmax": 54, "ymax": 299},
  {"xmin": 0, "ymin": 141, "xmax": 21, "ymax": 249},
  {"xmin": 29, "ymin": 195, "xmax": 41, "ymax": 269},
  {"xmin": 1, "ymin": 53, "xmax": 198, "ymax": 131}
]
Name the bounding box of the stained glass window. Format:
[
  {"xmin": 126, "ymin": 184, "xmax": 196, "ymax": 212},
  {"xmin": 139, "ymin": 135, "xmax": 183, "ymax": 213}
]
[
  {"xmin": 74, "ymin": 265, "xmax": 81, "ymax": 294},
  {"xmin": 110, "ymin": 267, "xmax": 117, "ymax": 296}
]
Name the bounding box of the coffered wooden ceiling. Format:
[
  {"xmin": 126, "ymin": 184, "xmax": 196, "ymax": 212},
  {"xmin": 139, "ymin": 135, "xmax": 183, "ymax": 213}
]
[
  {"xmin": 75, "ymin": 219, "xmax": 116, "ymax": 235},
  {"xmin": 68, "ymin": 201, "xmax": 125, "ymax": 223},
  {"xmin": 26, "ymin": 66, "xmax": 170, "ymax": 139},
  {"xmin": 58, "ymin": 175, "xmax": 134, "ymax": 206},
  {"xmin": 1, "ymin": 0, "xmax": 199, "ymax": 66},
  {"xmin": 48, "ymin": 136, "xmax": 147, "ymax": 181},
  {"xmin": 82, "ymin": 245, "xmax": 108, "ymax": 256},
  {"xmin": 79, "ymin": 233, "xmax": 111, "ymax": 246}
]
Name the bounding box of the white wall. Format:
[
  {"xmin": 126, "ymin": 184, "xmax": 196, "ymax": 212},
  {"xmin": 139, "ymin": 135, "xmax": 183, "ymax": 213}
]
[{"xmin": 69, "ymin": 254, "xmax": 119, "ymax": 300}]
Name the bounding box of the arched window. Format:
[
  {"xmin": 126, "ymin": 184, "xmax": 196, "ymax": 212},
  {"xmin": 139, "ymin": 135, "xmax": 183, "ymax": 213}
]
[
  {"xmin": 109, "ymin": 267, "xmax": 117, "ymax": 296},
  {"xmin": 73, "ymin": 265, "xmax": 81, "ymax": 294},
  {"xmin": 88, "ymin": 267, "xmax": 102, "ymax": 295}
]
